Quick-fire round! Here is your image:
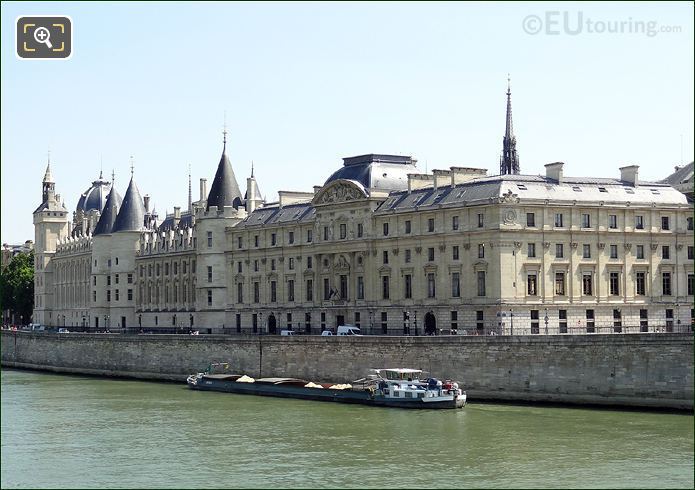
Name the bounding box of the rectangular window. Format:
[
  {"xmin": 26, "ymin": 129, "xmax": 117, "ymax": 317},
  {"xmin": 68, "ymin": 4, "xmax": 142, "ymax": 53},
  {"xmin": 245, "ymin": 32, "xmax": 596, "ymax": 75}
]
[
  {"xmin": 582, "ymin": 273, "xmax": 593, "ymax": 295},
  {"xmin": 323, "ymin": 227, "xmax": 329, "ymax": 241},
  {"xmin": 288, "ymin": 280, "xmax": 295, "ymax": 302},
  {"xmin": 688, "ymin": 246, "xmax": 694, "ymax": 260},
  {"xmin": 404, "ymin": 274, "xmax": 412, "ymax": 299},
  {"xmin": 662, "ymin": 246, "xmax": 670, "ymax": 260},
  {"xmin": 452, "ymin": 246, "xmax": 459, "ymax": 260},
  {"xmin": 207, "ymin": 231, "xmax": 213, "ymax": 248},
  {"xmin": 661, "ymin": 216, "xmax": 670, "ymax": 230},
  {"xmin": 427, "ymin": 273, "xmax": 436, "ymax": 298},
  {"xmin": 557, "ymin": 309, "xmax": 567, "ymax": 334},
  {"xmin": 235, "ymin": 314, "xmax": 241, "ymax": 333},
  {"xmin": 476, "ymin": 310, "xmax": 484, "ymax": 332},
  {"xmin": 207, "ymin": 290, "xmax": 212, "ymax": 306},
  {"xmin": 450, "ymin": 311, "xmax": 458, "ymax": 331},
  {"xmin": 581, "ymin": 213, "xmax": 590, "ymax": 228},
  {"xmin": 237, "ymin": 261, "xmax": 242, "ymax": 273},
  {"xmin": 555, "ymin": 272, "xmax": 565, "ymax": 296},
  {"xmin": 427, "ymin": 218, "xmax": 435, "ymax": 232},
  {"xmin": 613, "ymin": 309, "xmax": 622, "ymax": 333},
  {"xmin": 115, "ymin": 274, "xmax": 120, "ymax": 284},
  {"xmin": 271, "ymin": 259, "xmax": 276, "ymax": 271},
  {"xmin": 307, "ymin": 229, "xmax": 313, "ymax": 243},
  {"xmin": 452, "ymin": 215, "xmax": 459, "ymax": 231},
  {"xmin": 610, "ymin": 245, "xmax": 618, "ymax": 259},
  {"xmin": 323, "ymin": 278, "xmax": 330, "ymax": 300},
  {"xmin": 528, "ymin": 243, "xmax": 536, "ymax": 258},
  {"xmin": 107, "ymin": 276, "xmax": 111, "ymax": 286},
  {"xmin": 477, "ymin": 271, "xmax": 486, "ymax": 296},
  {"xmin": 382, "ymin": 222, "xmax": 388, "ymax": 236},
  {"xmin": 636, "ymin": 272, "xmax": 646, "ymax": 296},
  {"xmin": 307, "ymin": 256, "xmax": 313, "ymax": 269},
  {"xmin": 285, "ymin": 313, "xmax": 292, "ymax": 328},
  {"xmin": 582, "ymin": 244, "xmax": 591, "ymax": 259},
  {"xmin": 321, "ymin": 312, "xmax": 326, "ymax": 329},
  {"xmin": 93, "ymin": 290, "xmax": 97, "ymax": 302},
  {"xmin": 405, "ymin": 220, "xmax": 411, "ymax": 234},
  {"xmin": 635, "ymin": 215, "xmax": 644, "ymax": 230},
  {"xmin": 478, "ymin": 244, "xmax": 485, "ymax": 259},
  {"xmin": 253, "ymin": 260, "xmax": 259, "ymax": 272},
  {"xmin": 254, "ymin": 282, "xmax": 260, "ymax": 303},
  {"xmin": 662, "ymin": 272, "xmax": 672, "ymax": 296},
  {"xmin": 357, "ymin": 276, "xmax": 364, "ymax": 300},
  {"xmin": 306, "ymin": 312, "xmax": 312, "ymax": 332},
  {"xmin": 639, "ymin": 309, "xmax": 649, "ymax": 332},
  {"xmin": 207, "ymin": 266, "xmax": 213, "ymax": 282},
  {"xmin": 271, "ymin": 233, "xmax": 277, "ymax": 246},
  {"xmin": 306, "ymin": 279, "xmax": 313, "ymax": 301},
  {"xmin": 381, "ymin": 312, "xmax": 388, "ymax": 335},
  {"xmin": 237, "ymin": 236, "xmax": 242, "ymax": 249},
  {"xmin": 586, "ymin": 309, "xmax": 595, "ymax": 333},
  {"xmin": 451, "ymin": 273, "xmax": 460, "ymax": 298},
  {"xmin": 688, "ymin": 274, "xmax": 694, "ymax": 296},
  {"xmin": 526, "ymin": 213, "xmax": 536, "ymax": 227},
  {"xmin": 427, "ymin": 248, "xmax": 435, "ymax": 261},
  {"xmin": 357, "ymin": 224, "xmax": 363, "ymax": 238},
  {"xmin": 341, "ymin": 223, "xmax": 347, "ymax": 239},
  {"xmin": 289, "ymin": 258, "xmax": 294, "ymax": 270},
  {"xmin": 688, "ymin": 217, "xmax": 694, "ymax": 230},
  {"xmin": 383, "ymin": 250, "xmax": 389, "ymax": 264},
  {"xmin": 666, "ymin": 309, "xmax": 674, "ymax": 332},
  {"xmin": 115, "ymin": 289, "xmax": 120, "ymax": 301},
  {"xmin": 405, "ymin": 249, "xmax": 411, "ymax": 263},
  {"xmin": 477, "ymin": 213, "xmax": 484, "ymax": 228},
  {"xmin": 288, "ymin": 231, "xmax": 294, "ymax": 244},
  {"xmin": 555, "ymin": 213, "xmax": 563, "ymax": 228},
  {"xmin": 527, "ymin": 274, "xmax": 537, "ymax": 296},
  {"xmin": 254, "ymin": 235, "xmax": 259, "ymax": 247},
  {"xmin": 382, "ymin": 276, "xmax": 390, "ymax": 299},
  {"xmin": 237, "ymin": 283, "xmax": 243, "ymax": 304},
  {"xmin": 530, "ymin": 309, "xmax": 539, "ymax": 334},
  {"xmin": 609, "ymin": 214, "xmax": 617, "ymax": 229},
  {"xmin": 270, "ymin": 281, "xmax": 277, "ymax": 302},
  {"xmin": 609, "ymin": 272, "xmax": 620, "ymax": 295},
  {"xmin": 636, "ymin": 245, "xmax": 644, "ymax": 259},
  {"xmin": 556, "ymin": 243, "xmax": 564, "ymax": 258},
  {"xmin": 127, "ymin": 289, "xmax": 133, "ymax": 301}
]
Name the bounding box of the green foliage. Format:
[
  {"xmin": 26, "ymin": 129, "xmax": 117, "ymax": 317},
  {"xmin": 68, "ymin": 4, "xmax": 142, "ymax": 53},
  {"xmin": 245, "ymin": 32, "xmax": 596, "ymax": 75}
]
[{"xmin": 1, "ymin": 251, "xmax": 34, "ymax": 324}]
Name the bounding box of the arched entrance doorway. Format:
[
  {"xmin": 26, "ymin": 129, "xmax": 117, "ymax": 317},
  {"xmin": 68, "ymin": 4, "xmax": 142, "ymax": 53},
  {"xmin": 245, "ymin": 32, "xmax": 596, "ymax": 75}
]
[
  {"xmin": 424, "ymin": 311, "xmax": 437, "ymax": 336},
  {"xmin": 268, "ymin": 314, "xmax": 277, "ymax": 334}
]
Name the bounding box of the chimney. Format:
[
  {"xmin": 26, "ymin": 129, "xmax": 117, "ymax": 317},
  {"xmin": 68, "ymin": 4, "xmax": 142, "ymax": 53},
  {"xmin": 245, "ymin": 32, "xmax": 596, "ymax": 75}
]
[
  {"xmin": 450, "ymin": 167, "xmax": 487, "ymax": 185},
  {"xmin": 173, "ymin": 206, "xmax": 181, "ymax": 227},
  {"xmin": 407, "ymin": 174, "xmax": 435, "ymax": 193},
  {"xmin": 432, "ymin": 169, "xmax": 451, "ymax": 191},
  {"xmin": 144, "ymin": 195, "xmax": 150, "ymax": 213},
  {"xmin": 544, "ymin": 162, "xmax": 564, "ymax": 183},
  {"xmin": 619, "ymin": 165, "xmax": 639, "ymax": 187},
  {"xmin": 200, "ymin": 178, "xmax": 208, "ymax": 200}
]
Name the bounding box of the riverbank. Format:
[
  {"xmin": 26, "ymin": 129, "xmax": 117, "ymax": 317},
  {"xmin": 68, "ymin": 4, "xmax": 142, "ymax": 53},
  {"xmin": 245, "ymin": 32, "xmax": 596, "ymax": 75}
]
[{"xmin": 1, "ymin": 330, "xmax": 692, "ymax": 410}]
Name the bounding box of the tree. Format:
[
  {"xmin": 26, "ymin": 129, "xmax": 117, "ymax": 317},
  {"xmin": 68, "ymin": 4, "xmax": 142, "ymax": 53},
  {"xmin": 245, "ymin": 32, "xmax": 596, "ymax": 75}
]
[{"xmin": 0, "ymin": 251, "xmax": 34, "ymax": 325}]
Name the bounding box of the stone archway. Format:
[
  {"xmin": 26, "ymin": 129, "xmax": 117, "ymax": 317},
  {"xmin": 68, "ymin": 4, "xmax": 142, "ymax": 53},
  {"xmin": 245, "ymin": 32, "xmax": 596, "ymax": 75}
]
[
  {"xmin": 424, "ymin": 311, "xmax": 437, "ymax": 336},
  {"xmin": 268, "ymin": 314, "xmax": 277, "ymax": 334}
]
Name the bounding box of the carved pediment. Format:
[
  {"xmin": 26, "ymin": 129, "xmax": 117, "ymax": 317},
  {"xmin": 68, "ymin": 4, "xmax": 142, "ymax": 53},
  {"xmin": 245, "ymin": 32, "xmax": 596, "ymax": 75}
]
[{"xmin": 313, "ymin": 180, "xmax": 368, "ymax": 205}]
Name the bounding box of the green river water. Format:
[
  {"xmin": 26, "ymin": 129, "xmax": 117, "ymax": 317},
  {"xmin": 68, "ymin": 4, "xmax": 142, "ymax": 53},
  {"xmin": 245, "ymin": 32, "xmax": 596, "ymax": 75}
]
[{"xmin": 1, "ymin": 369, "xmax": 692, "ymax": 488}]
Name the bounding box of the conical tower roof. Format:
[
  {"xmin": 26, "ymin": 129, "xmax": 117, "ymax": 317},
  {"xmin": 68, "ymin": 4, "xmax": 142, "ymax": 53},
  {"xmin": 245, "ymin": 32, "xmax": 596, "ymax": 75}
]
[
  {"xmin": 112, "ymin": 176, "xmax": 146, "ymax": 232},
  {"xmin": 93, "ymin": 185, "xmax": 123, "ymax": 235},
  {"xmin": 206, "ymin": 133, "xmax": 242, "ymax": 211}
]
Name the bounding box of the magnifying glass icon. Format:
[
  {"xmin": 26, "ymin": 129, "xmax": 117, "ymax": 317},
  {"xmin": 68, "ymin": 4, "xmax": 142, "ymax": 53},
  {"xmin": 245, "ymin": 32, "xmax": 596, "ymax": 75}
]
[{"xmin": 33, "ymin": 27, "xmax": 53, "ymax": 49}]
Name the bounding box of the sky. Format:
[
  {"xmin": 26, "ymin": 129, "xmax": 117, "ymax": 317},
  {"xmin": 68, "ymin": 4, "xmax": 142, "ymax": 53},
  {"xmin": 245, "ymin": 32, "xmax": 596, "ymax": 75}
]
[{"xmin": 1, "ymin": 1, "xmax": 693, "ymax": 244}]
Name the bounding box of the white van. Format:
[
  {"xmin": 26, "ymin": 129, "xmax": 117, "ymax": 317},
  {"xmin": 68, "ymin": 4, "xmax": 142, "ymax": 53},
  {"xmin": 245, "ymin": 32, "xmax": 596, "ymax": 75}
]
[
  {"xmin": 280, "ymin": 329, "xmax": 295, "ymax": 336},
  {"xmin": 337, "ymin": 325, "xmax": 361, "ymax": 336}
]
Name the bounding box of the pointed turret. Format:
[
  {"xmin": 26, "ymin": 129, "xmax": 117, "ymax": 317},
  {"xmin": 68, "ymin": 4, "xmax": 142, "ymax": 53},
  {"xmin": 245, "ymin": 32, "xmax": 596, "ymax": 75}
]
[
  {"xmin": 42, "ymin": 153, "xmax": 56, "ymax": 203},
  {"xmin": 206, "ymin": 129, "xmax": 243, "ymax": 211},
  {"xmin": 112, "ymin": 176, "xmax": 146, "ymax": 232},
  {"xmin": 93, "ymin": 184, "xmax": 123, "ymax": 235},
  {"xmin": 500, "ymin": 76, "xmax": 520, "ymax": 175}
]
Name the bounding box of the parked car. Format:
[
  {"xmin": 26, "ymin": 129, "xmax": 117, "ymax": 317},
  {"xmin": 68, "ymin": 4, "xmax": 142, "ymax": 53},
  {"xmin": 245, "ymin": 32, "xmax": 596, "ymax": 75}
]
[
  {"xmin": 280, "ymin": 329, "xmax": 295, "ymax": 336},
  {"xmin": 337, "ymin": 325, "xmax": 362, "ymax": 336},
  {"xmin": 58, "ymin": 328, "xmax": 70, "ymax": 333},
  {"xmin": 320, "ymin": 330, "xmax": 334, "ymax": 336}
]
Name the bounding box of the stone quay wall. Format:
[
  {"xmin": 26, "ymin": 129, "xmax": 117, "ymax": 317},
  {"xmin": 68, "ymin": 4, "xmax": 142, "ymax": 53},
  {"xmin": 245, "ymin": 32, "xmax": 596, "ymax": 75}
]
[{"xmin": 1, "ymin": 331, "xmax": 692, "ymax": 410}]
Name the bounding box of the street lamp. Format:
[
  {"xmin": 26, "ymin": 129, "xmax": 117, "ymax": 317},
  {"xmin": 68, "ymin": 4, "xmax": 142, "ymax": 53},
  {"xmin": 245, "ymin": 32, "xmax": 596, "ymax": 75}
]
[
  {"xmin": 414, "ymin": 311, "xmax": 418, "ymax": 336},
  {"xmin": 544, "ymin": 308, "xmax": 549, "ymax": 336},
  {"xmin": 510, "ymin": 309, "xmax": 514, "ymax": 336},
  {"xmin": 369, "ymin": 311, "xmax": 373, "ymax": 335}
]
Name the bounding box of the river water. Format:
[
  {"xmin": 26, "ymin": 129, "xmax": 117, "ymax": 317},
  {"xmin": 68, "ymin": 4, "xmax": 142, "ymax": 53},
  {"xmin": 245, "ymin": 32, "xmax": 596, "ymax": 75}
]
[{"xmin": 1, "ymin": 369, "xmax": 692, "ymax": 488}]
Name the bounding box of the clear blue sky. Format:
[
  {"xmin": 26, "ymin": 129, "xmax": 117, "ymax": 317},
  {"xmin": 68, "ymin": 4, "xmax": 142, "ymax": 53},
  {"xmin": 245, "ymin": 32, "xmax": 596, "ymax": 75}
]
[{"xmin": 2, "ymin": 1, "xmax": 693, "ymax": 244}]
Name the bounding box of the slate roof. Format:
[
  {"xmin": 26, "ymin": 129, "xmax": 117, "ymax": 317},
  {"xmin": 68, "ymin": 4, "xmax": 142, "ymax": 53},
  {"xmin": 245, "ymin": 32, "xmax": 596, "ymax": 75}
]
[
  {"xmin": 158, "ymin": 213, "xmax": 194, "ymax": 231},
  {"xmin": 324, "ymin": 154, "xmax": 417, "ymax": 193},
  {"xmin": 235, "ymin": 203, "xmax": 315, "ymax": 229},
  {"xmin": 76, "ymin": 174, "xmax": 111, "ymax": 214},
  {"xmin": 93, "ymin": 185, "xmax": 123, "ymax": 235},
  {"xmin": 206, "ymin": 144, "xmax": 243, "ymax": 211},
  {"xmin": 112, "ymin": 177, "xmax": 146, "ymax": 232}
]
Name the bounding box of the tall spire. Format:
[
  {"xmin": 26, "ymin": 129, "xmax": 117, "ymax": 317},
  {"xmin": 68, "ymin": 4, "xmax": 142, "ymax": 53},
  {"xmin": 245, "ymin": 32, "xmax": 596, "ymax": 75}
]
[
  {"xmin": 129, "ymin": 155, "xmax": 135, "ymax": 177},
  {"xmin": 222, "ymin": 114, "xmax": 228, "ymax": 153},
  {"xmin": 500, "ymin": 74, "xmax": 520, "ymax": 175},
  {"xmin": 251, "ymin": 160, "xmax": 254, "ymax": 178},
  {"xmin": 188, "ymin": 163, "xmax": 193, "ymax": 212}
]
